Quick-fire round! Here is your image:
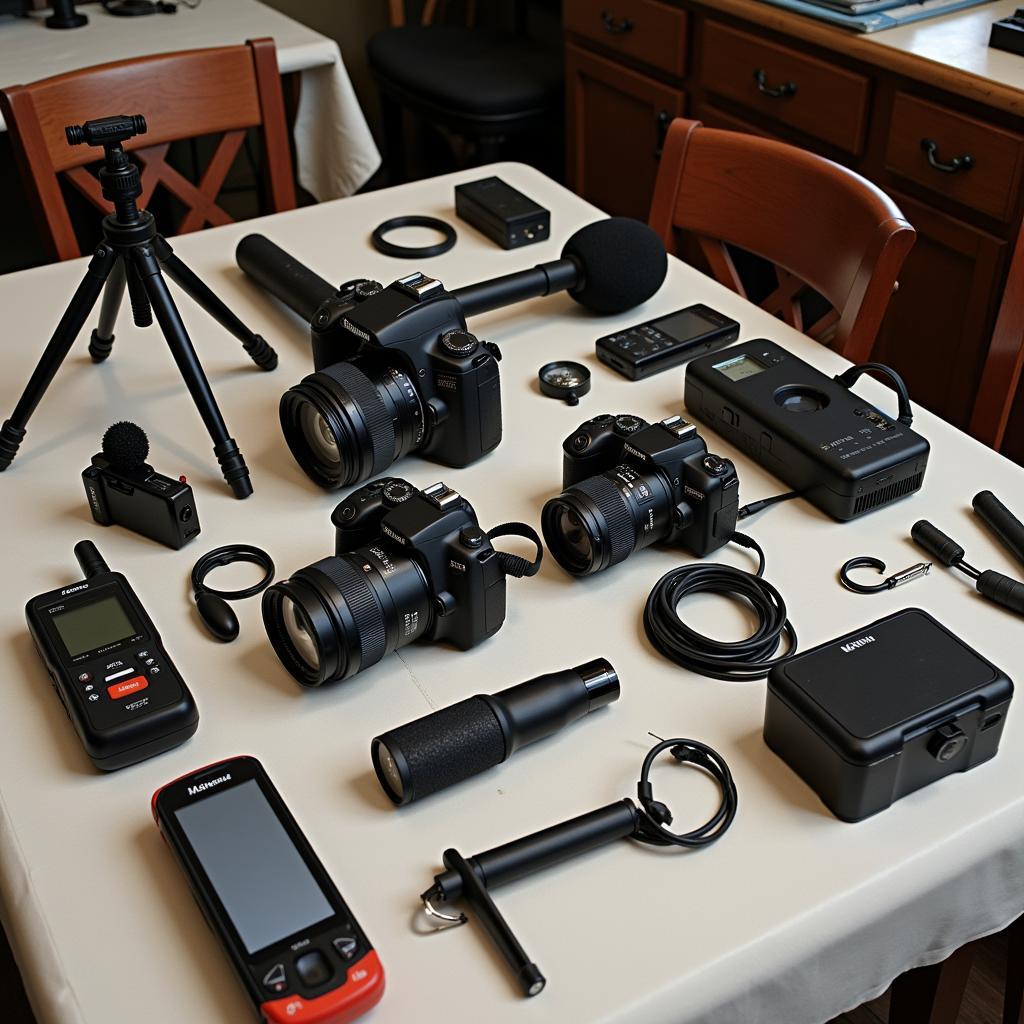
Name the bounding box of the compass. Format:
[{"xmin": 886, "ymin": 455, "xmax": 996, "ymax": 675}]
[{"xmin": 537, "ymin": 361, "xmax": 591, "ymax": 406}]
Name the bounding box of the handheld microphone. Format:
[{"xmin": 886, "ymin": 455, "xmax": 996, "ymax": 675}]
[
  {"xmin": 235, "ymin": 217, "xmax": 667, "ymax": 324},
  {"xmin": 371, "ymin": 659, "xmax": 619, "ymax": 805}
]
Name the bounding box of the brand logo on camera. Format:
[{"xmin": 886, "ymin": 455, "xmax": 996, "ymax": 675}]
[
  {"xmin": 381, "ymin": 524, "xmax": 406, "ymax": 545},
  {"xmin": 840, "ymin": 635, "xmax": 875, "ymax": 653},
  {"xmin": 342, "ymin": 319, "xmax": 371, "ymax": 341},
  {"xmin": 622, "ymin": 444, "xmax": 647, "ymax": 461},
  {"xmin": 61, "ymin": 584, "xmax": 89, "ymax": 595},
  {"xmin": 187, "ymin": 773, "xmax": 232, "ymax": 796}
]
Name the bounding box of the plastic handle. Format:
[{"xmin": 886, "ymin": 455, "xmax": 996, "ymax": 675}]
[
  {"xmin": 977, "ymin": 570, "xmax": 1024, "ymax": 617},
  {"xmin": 911, "ymin": 520, "xmax": 964, "ymax": 567},
  {"xmin": 973, "ymin": 490, "xmax": 1024, "ymax": 571}
]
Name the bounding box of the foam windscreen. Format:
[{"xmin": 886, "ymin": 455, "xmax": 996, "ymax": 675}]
[{"xmin": 561, "ymin": 217, "xmax": 668, "ymax": 314}]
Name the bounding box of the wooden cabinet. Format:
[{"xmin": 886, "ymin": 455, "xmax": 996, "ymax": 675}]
[
  {"xmin": 564, "ymin": 0, "xmax": 1024, "ymax": 455},
  {"xmin": 565, "ymin": 43, "xmax": 685, "ymax": 221}
]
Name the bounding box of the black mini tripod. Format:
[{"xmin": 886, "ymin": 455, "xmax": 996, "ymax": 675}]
[{"xmin": 0, "ymin": 114, "xmax": 276, "ymax": 498}]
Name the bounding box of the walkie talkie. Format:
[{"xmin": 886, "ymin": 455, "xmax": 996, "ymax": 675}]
[{"xmin": 26, "ymin": 540, "xmax": 198, "ymax": 770}]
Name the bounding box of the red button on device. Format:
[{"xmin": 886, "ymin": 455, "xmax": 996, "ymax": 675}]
[
  {"xmin": 261, "ymin": 950, "xmax": 385, "ymax": 1024},
  {"xmin": 107, "ymin": 676, "xmax": 148, "ymax": 700}
]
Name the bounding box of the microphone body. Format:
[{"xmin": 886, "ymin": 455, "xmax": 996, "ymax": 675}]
[
  {"xmin": 236, "ymin": 234, "xmax": 336, "ymax": 323},
  {"xmin": 371, "ymin": 659, "xmax": 619, "ymax": 805},
  {"xmin": 452, "ymin": 260, "xmax": 579, "ymax": 318}
]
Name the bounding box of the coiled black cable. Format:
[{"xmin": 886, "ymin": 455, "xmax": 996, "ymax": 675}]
[
  {"xmin": 643, "ymin": 533, "xmax": 796, "ymax": 681},
  {"xmin": 632, "ymin": 737, "xmax": 738, "ymax": 849}
]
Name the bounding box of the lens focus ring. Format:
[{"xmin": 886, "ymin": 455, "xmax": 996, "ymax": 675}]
[
  {"xmin": 572, "ymin": 475, "xmax": 635, "ymax": 568},
  {"xmin": 313, "ymin": 557, "xmax": 388, "ymax": 671},
  {"xmin": 320, "ymin": 362, "xmax": 395, "ymax": 477}
]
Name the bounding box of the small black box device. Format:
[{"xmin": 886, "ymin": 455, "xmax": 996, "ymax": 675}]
[
  {"xmin": 153, "ymin": 756, "xmax": 384, "ymax": 1024},
  {"xmin": 26, "ymin": 541, "xmax": 198, "ymax": 770},
  {"xmin": 596, "ymin": 304, "xmax": 739, "ymax": 380},
  {"xmin": 764, "ymin": 609, "xmax": 1012, "ymax": 821},
  {"xmin": 83, "ymin": 421, "xmax": 199, "ymax": 549},
  {"xmin": 685, "ymin": 339, "xmax": 930, "ymax": 520},
  {"xmin": 990, "ymin": 9, "xmax": 1024, "ymax": 56},
  {"xmin": 454, "ymin": 176, "xmax": 550, "ymax": 249}
]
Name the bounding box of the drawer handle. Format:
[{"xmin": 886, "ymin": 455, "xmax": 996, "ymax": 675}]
[
  {"xmin": 754, "ymin": 69, "xmax": 797, "ymax": 99},
  {"xmin": 920, "ymin": 138, "xmax": 974, "ymax": 175},
  {"xmin": 653, "ymin": 109, "xmax": 671, "ymax": 159},
  {"xmin": 601, "ymin": 9, "xmax": 634, "ymax": 34}
]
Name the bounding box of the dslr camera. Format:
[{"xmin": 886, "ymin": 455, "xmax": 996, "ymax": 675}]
[
  {"xmin": 541, "ymin": 413, "xmax": 739, "ymax": 576},
  {"xmin": 281, "ymin": 274, "xmax": 502, "ymax": 490},
  {"xmin": 82, "ymin": 421, "xmax": 199, "ymax": 550},
  {"xmin": 262, "ymin": 478, "xmax": 541, "ymax": 686}
]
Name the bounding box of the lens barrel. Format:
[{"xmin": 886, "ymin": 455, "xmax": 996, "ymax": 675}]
[
  {"xmin": 262, "ymin": 545, "xmax": 433, "ymax": 686},
  {"xmin": 542, "ymin": 467, "xmax": 676, "ymax": 576},
  {"xmin": 280, "ymin": 358, "xmax": 425, "ymax": 490},
  {"xmin": 371, "ymin": 658, "xmax": 620, "ymax": 804}
]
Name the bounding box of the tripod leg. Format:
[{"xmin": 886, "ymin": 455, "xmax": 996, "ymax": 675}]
[
  {"xmin": 0, "ymin": 244, "xmax": 117, "ymax": 470},
  {"xmin": 131, "ymin": 244, "xmax": 253, "ymax": 499},
  {"xmin": 88, "ymin": 254, "xmax": 126, "ymax": 362},
  {"xmin": 153, "ymin": 236, "xmax": 277, "ymax": 371}
]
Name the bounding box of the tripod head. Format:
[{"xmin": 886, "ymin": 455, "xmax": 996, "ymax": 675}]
[{"xmin": 66, "ymin": 115, "xmax": 148, "ymax": 221}]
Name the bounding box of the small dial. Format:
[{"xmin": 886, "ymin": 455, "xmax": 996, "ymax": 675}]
[
  {"xmin": 614, "ymin": 415, "xmax": 644, "ymax": 434},
  {"xmin": 440, "ymin": 329, "xmax": 479, "ymax": 357},
  {"xmin": 382, "ymin": 480, "xmax": 414, "ymax": 506}
]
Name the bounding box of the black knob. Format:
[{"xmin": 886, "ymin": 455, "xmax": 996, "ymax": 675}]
[
  {"xmin": 440, "ymin": 329, "xmax": 479, "ymax": 357},
  {"xmin": 570, "ymin": 433, "xmax": 591, "ymax": 452},
  {"xmin": 460, "ymin": 526, "xmax": 486, "ymax": 549},
  {"xmin": 382, "ymin": 480, "xmax": 414, "ymax": 506},
  {"xmin": 928, "ymin": 723, "xmax": 968, "ymax": 763}
]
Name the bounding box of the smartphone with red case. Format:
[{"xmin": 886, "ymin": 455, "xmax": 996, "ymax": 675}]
[{"xmin": 153, "ymin": 755, "xmax": 384, "ymax": 1023}]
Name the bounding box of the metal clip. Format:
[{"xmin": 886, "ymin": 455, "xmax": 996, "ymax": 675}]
[{"xmin": 839, "ymin": 556, "xmax": 931, "ymax": 595}]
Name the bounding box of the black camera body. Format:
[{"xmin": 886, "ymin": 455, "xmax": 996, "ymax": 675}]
[
  {"xmin": 283, "ymin": 271, "xmax": 501, "ymax": 488},
  {"xmin": 543, "ymin": 414, "xmax": 739, "ymax": 576},
  {"xmin": 82, "ymin": 423, "xmax": 199, "ymax": 550},
  {"xmin": 331, "ymin": 478, "xmax": 508, "ymax": 653},
  {"xmin": 263, "ymin": 478, "xmax": 535, "ymax": 687}
]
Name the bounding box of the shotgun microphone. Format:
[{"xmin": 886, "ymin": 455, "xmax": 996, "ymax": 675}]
[{"xmin": 235, "ymin": 217, "xmax": 667, "ymax": 324}]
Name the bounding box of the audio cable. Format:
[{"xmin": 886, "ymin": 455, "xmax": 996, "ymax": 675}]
[{"xmin": 643, "ymin": 532, "xmax": 797, "ymax": 681}]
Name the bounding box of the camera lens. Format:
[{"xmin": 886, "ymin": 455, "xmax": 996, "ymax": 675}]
[
  {"xmin": 542, "ymin": 468, "xmax": 676, "ymax": 576},
  {"xmin": 262, "ymin": 545, "xmax": 433, "ymax": 686},
  {"xmin": 373, "ymin": 741, "xmax": 406, "ymax": 801},
  {"xmin": 280, "ymin": 358, "xmax": 425, "ymax": 490}
]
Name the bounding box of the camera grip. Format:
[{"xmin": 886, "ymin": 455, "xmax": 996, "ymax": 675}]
[{"xmin": 976, "ymin": 570, "xmax": 1024, "ymax": 617}]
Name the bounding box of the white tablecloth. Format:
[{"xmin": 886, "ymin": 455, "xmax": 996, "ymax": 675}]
[
  {"xmin": 0, "ymin": 0, "xmax": 381, "ymax": 199},
  {"xmin": 0, "ymin": 163, "xmax": 1022, "ymax": 1024}
]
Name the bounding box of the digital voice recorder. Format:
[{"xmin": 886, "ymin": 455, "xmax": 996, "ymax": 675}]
[
  {"xmin": 25, "ymin": 540, "xmax": 198, "ymax": 770},
  {"xmin": 685, "ymin": 339, "xmax": 930, "ymax": 520},
  {"xmin": 153, "ymin": 756, "xmax": 385, "ymax": 1024}
]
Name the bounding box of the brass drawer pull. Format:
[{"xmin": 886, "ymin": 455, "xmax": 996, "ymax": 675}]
[
  {"xmin": 601, "ymin": 9, "xmax": 633, "ymax": 34},
  {"xmin": 920, "ymin": 138, "xmax": 975, "ymax": 174},
  {"xmin": 754, "ymin": 68, "xmax": 797, "ymax": 99}
]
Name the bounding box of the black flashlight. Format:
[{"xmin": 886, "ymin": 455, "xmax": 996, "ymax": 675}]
[{"xmin": 371, "ymin": 658, "xmax": 620, "ymax": 805}]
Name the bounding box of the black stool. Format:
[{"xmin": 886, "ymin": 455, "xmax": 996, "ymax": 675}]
[{"xmin": 368, "ymin": 20, "xmax": 562, "ymax": 182}]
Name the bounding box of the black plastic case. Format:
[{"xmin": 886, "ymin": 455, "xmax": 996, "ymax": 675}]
[{"xmin": 764, "ymin": 609, "xmax": 1012, "ymax": 821}]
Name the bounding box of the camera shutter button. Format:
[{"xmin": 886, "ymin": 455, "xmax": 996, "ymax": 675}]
[
  {"xmin": 703, "ymin": 455, "xmax": 728, "ymax": 476},
  {"xmin": 440, "ymin": 329, "xmax": 479, "ymax": 357},
  {"xmin": 460, "ymin": 526, "xmax": 486, "ymax": 549},
  {"xmin": 571, "ymin": 433, "xmax": 591, "ymax": 452}
]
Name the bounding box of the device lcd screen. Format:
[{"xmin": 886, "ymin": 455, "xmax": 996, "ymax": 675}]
[
  {"xmin": 652, "ymin": 308, "xmax": 717, "ymax": 342},
  {"xmin": 174, "ymin": 779, "xmax": 334, "ymax": 954},
  {"xmin": 51, "ymin": 595, "xmax": 136, "ymax": 657},
  {"xmin": 715, "ymin": 354, "xmax": 767, "ymax": 382}
]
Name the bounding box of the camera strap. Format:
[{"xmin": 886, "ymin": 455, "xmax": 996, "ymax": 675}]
[
  {"xmin": 486, "ymin": 523, "xmax": 544, "ymax": 578},
  {"xmin": 833, "ymin": 362, "xmax": 914, "ymax": 426}
]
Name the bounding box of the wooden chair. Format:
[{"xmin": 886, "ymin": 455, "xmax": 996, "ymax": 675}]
[
  {"xmin": 649, "ymin": 117, "xmax": 916, "ymax": 365},
  {"xmin": 0, "ymin": 37, "xmax": 297, "ymax": 262},
  {"xmin": 970, "ymin": 217, "xmax": 1024, "ymax": 452},
  {"xmin": 368, "ymin": 1, "xmax": 562, "ymax": 183}
]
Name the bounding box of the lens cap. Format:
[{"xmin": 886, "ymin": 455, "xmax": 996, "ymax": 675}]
[{"xmin": 538, "ymin": 361, "xmax": 591, "ymax": 406}]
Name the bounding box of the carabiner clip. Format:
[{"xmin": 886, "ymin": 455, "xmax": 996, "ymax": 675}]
[{"xmin": 839, "ymin": 555, "xmax": 932, "ymax": 595}]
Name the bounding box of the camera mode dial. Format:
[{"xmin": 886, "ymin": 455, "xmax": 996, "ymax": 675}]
[
  {"xmin": 382, "ymin": 480, "xmax": 415, "ymax": 506},
  {"xmin": 440, "ymin": 329, "xmax": 479, "ymax": 357},
  {"xmin": 614, "ymin": 415, "xmax": 645, "ymax": 435}
]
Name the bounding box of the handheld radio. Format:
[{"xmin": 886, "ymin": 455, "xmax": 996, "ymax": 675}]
[{"xmin": 25, "ymin": 540, "xmax": 198, "ymax": 770}]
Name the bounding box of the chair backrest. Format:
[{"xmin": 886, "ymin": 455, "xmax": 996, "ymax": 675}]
[
  {"xmin": 0, "ymin": 37, "xmax": 296, "ymax": 261},
  {"xmin": 970, "ymin": 218, "xmax": 1024, "ymax": 452},
  {"xmin": 648, "ymin": 117, "xmax": 915, "ymax": 364}
]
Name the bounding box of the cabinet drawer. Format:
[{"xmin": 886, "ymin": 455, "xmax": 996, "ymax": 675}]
[
  {"xmin": 564, "ymin": 0, "xmax": 687, "ymax": 77},
  {"xmin": 885, "ymin": 93, "xmax": 1024, "ymax": 222},
  {"xmin": 701, "ymin": 21, "xmax": 870, "ymax": 155}
]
